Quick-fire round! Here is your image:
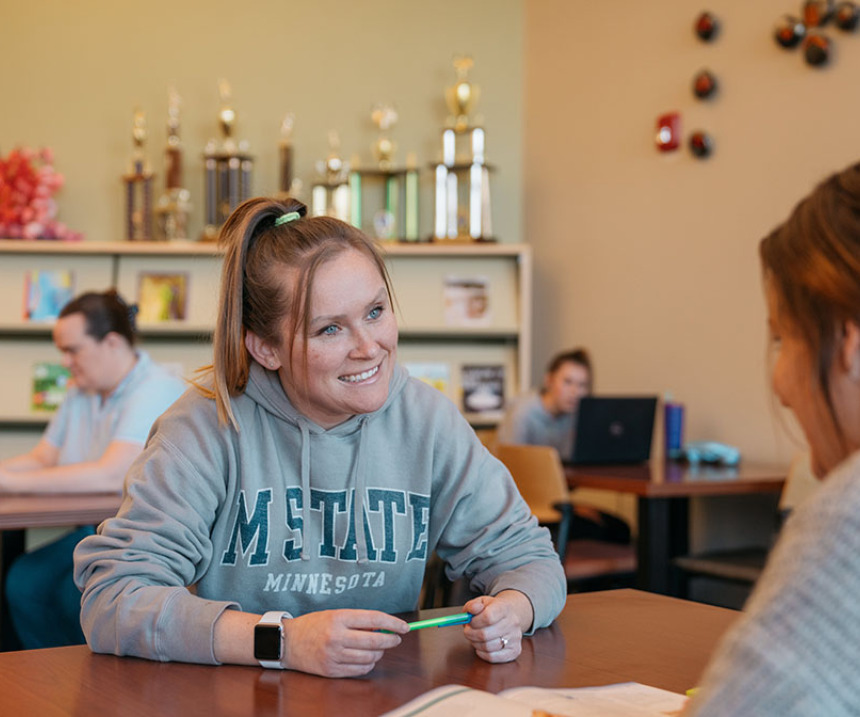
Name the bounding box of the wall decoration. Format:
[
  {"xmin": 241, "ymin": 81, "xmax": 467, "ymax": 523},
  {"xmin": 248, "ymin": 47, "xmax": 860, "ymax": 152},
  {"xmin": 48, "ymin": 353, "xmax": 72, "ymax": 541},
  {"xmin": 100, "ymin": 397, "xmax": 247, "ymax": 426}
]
[
  {"xmin": 774, "ymin": 15, "xmax": 807, "ymax": 47},
  {"xmin": 694, "ymin": 11, "xmax": 720, "ymax": 41},
  {"xmin": 656, "ymin": 112, "xmax": 681, "ymax": 152},
  {"xmin": 0, "ymin": 148, "xmax": 83, "ymax": 241},
  {"xmin": 692, "ymin": 69, "xmax": 719, "ymax": 99},
  {"xmin": 835, "ymin": 2, "xmax": 859, "ymax": 30},
  {"xmin": 655, "ymin": 14, "xmax": 718, "ymax": 160},
  {"xmin": 689, "ymin": 131, "xmax": 714, "ymax": 159},
  {"xmin": 803, "ymin": 0, "xmax": 834, "ymax": 27},
  {"xmin": 774, "ymin": 0, "xmax": 857, "ymax": 66},
  {"xmin": 804, "ymin": 32, "xmax": 832, "ymax": 64}
]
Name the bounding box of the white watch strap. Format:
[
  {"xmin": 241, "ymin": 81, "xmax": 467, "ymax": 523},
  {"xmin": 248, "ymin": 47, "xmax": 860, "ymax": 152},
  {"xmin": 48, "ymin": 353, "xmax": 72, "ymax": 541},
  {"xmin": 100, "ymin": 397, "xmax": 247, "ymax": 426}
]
[
  {"xmin": 259, "ymin": 610, "xmax": 293, "ymax": 625},
  {"xmin": 256, "ymin": 611, "xmax": 293, "ymax": 669}
]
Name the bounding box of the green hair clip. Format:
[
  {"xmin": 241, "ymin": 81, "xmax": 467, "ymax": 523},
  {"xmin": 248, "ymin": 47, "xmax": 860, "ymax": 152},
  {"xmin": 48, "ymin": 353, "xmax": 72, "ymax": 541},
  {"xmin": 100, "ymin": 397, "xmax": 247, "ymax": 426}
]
[{"xmin": 274, "ymin": 211, "xmax": 301, "ymax": 226}]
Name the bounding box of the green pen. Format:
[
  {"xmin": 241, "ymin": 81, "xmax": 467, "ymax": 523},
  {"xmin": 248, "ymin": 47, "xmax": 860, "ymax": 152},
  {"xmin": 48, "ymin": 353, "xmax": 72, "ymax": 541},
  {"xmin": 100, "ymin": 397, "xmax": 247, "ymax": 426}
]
[{"xmin": 406, "ymin": 612, "xmax": 472, "ymax": 631}]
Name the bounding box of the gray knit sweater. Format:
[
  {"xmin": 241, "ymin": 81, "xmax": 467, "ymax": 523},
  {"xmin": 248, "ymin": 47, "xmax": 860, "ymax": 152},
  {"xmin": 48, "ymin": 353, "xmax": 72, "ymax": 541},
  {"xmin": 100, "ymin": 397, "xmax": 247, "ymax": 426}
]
[{"xmin": 687, "ymin": 450, "xmax": 860, "ymax": 716}]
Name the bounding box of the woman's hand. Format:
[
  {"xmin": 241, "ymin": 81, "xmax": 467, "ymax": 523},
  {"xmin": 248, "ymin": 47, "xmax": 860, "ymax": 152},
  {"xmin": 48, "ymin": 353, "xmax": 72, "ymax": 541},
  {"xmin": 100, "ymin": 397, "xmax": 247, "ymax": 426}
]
[
  {"xmin": 463, "ymin": 590, "xmax": 534, "ymax": 663},
  {"xmin": 282, "ymin": 609, "xmax": 409, "ymax": 677}
]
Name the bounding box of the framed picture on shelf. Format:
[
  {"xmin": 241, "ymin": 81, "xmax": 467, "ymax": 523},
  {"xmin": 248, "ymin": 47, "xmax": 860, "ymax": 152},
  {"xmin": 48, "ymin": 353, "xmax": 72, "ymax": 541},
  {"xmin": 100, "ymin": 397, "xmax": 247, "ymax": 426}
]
[
  {"xmin": 461, "ymin": 364, "xmax": 505, "ymax": 416},
  {"xmin": 137, "ymin": 272, "xmax": 189, "ymax": 322},
  {"xmin": 31, "ymin": 361, "xmax": 70, "ymax": 412},
  {"xmin": 23, "ymin": 269, "xmax": 75, "ymax": 322},
  {"xmin": 443, "ymin": 275, "xmax": 491, "ymax": 327},
  {"xmin": 404, "ymin": 362, "xmax": 451, "ymax": 398}
]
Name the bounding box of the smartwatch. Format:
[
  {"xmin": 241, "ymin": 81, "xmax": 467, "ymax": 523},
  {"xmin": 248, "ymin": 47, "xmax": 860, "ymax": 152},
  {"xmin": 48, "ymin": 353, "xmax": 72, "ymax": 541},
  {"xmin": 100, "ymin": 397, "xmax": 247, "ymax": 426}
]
[{"xmin": 254, "ymin": 610, "xmax": 292, "ymax": 669}]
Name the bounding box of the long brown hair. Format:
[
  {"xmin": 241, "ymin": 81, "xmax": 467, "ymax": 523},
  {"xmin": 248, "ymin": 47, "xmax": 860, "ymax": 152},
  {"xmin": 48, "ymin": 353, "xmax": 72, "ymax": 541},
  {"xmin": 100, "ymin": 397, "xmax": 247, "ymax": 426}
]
[
  {"xmin": 760, "ymin": 162, "xmax": 860, "ymax": 446},
  {"xmin": 197, "ymin": 196, "xmax": 395, "ymax": 428}
]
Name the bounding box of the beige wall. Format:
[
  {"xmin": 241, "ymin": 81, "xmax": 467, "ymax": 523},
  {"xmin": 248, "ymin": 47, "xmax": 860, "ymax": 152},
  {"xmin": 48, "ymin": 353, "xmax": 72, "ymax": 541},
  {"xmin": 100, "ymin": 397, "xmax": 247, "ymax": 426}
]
[
  {"xmin": 5, "ymin": 0, "xmax": 846, "ymax": 468},
  {"xmin": 1, "ymin": 0, "xmax": 523, "ymax": 245},
  {"xmin": 524, "ymin": 0, "xmax": 860, "ymax": 464}
]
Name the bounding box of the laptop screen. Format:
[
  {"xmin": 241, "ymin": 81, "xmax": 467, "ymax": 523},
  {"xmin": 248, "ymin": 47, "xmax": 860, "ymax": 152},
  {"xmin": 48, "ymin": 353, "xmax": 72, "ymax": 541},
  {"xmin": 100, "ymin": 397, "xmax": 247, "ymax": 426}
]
[{"xmin": 568, "ymin": 396, "xmax": 658, "ymax": 465}]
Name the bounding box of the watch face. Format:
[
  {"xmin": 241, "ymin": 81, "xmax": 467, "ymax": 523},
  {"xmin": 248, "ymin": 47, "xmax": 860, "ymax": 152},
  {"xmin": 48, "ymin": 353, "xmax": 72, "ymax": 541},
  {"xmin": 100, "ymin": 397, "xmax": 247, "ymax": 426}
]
[{"xmin": 254, "ymin": 624, "xmax": 282, "ymax": 661}]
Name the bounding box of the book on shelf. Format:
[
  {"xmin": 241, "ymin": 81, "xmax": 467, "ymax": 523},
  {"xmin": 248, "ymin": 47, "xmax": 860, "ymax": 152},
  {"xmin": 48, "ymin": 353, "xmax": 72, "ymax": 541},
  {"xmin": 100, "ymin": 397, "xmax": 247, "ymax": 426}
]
[
  {"xmin": 31, "ymin": 362, "xmax": 71, "ymax": 412},
  {"xmin": 137, "ymin": 272, "xmax": 189, "ymax": 322},
  {"xmin": 404, "ymin": 362, "xmax": 451, "ymax": 397},
  {"xmin": 461, "ymin": 364, "xmax": 505, "ymax": 416},
  {"xmin": 23, "ymin": 269, "xmax": 75, "ymax": 322},
  {"xmin": 443, "ymin": 275, "xmax": 492, "ymax": 327},
  {"xmin": 382, "ymin": 682, "xmax": 688, "ymax": 717}
]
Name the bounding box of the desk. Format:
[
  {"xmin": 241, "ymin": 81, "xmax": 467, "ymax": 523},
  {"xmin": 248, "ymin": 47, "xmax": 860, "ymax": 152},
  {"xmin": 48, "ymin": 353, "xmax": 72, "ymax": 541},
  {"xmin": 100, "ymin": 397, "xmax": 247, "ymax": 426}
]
[
  {"xmin": 0, "ymin": 492, "xmax": 121, "ymax": 651},
  {"xmin": 0, "ymin": 589, "xmax": 737, "ymax": 716},
  {"xmin": 566, "ymin": 461, "xmax": 786, "ymax": 595}
]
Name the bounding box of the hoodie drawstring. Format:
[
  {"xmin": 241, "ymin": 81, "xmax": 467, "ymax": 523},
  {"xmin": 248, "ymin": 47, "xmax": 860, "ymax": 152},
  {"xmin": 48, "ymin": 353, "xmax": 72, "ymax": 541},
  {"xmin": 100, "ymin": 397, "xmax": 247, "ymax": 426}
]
[
  {"xmin": 299, "ymin": 420, "xmax": 311, "ymax": 561},
  {"xmin": 352, "ymin": 417, "xmax": 370, "ymax": 565},
  {"xmin": 296, "ymin": 415, "xmax": 371, "ymax": 564}
]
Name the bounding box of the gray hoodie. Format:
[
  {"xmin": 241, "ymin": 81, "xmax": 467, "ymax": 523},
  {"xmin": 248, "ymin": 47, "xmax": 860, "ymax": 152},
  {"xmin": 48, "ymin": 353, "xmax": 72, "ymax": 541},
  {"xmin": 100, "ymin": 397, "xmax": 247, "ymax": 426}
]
[{"xmin": 74, "ymin": 362, "xmax": 566, "ymax": 664}]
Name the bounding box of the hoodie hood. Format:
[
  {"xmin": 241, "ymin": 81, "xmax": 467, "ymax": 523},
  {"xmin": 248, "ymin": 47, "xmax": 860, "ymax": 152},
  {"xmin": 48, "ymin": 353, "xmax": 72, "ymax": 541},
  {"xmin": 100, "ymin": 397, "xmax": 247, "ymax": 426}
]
[
  {"xmin": 243, "ymin": 360, "xmax": 409, "ymax": 563},
  {"xmin": 244, "ymin": 360, "xmax": 409, "ymax": 432}
]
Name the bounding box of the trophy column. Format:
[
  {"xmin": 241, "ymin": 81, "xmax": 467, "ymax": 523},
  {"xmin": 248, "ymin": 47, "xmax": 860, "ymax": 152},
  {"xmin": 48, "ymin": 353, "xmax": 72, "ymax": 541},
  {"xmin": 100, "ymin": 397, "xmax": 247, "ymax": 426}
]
[
  {"xmin": 347, "ymin": 104, "xmax": 420, "ymax": 242},
  {"xmin": 432, "ymin": 57, "xmax": 495, "ymax": 242},
  {"xmin": 201, "ymin": 80, "xmax": 254, "ymax": 241},
  {"xmin": 155, "ymin": 87, "xmax": 192, "ymax": 241},
  {"xmin": 123, "ymin": 109, "xmax": 155, "ymax": 241},
  {"xmin": 310, "ymin": 131, "xmax": 351, "ymax": 222}
]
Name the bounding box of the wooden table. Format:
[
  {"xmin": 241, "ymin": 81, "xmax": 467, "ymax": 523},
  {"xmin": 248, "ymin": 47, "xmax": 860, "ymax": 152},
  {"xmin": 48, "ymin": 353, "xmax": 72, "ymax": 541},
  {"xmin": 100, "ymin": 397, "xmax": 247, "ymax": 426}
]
[
  {"xmin": 0, "ymin": 589, "xmax": 738, "ymax": 716},
  {"xmin": 0, "ymin": 492, "xmax": 121, "ymax": 651},
  {"xmin": 566, "ymin": 460, "xmax": 786, "ymax": 595}
]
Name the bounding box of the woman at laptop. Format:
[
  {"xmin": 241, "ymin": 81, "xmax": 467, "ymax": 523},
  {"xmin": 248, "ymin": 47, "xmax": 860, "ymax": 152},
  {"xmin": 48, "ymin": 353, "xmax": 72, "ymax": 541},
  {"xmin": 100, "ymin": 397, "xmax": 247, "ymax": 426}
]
[
  {"xmin": 687, "ymin": 162, "xmax": 860, "ymax": 714},
  {"xmin": 497, "ymin": 348, "xmax": 630, "ymax": 544},
  {"xmin": 498, "ymin": 348, "xmax": 592, "ymax": 460}
]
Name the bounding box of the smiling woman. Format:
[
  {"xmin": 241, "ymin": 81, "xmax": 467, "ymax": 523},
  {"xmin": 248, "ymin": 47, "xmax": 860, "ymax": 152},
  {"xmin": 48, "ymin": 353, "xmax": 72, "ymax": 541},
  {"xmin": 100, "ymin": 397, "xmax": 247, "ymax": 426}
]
[
  {"xmin": 246, "ymin": 251, "xmax": 398, "ymax": 429},
  {"xmin": 73, "ymin": 196, "xmax": 566, "ymax": 678}
]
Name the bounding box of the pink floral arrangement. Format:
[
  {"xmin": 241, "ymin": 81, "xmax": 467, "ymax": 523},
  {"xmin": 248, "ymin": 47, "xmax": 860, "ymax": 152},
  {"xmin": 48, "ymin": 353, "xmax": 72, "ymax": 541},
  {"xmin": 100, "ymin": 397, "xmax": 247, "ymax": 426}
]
[{"xmin": 0, "ymin": 147, "xmax": 83, "ymax": 240}]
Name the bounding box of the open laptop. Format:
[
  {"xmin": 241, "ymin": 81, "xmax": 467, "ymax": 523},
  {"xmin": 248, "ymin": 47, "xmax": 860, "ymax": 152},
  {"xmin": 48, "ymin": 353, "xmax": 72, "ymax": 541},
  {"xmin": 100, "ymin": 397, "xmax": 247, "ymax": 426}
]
[{"xmin": 567, "ymin": 396, "xmax": 658, "ymax": 465}]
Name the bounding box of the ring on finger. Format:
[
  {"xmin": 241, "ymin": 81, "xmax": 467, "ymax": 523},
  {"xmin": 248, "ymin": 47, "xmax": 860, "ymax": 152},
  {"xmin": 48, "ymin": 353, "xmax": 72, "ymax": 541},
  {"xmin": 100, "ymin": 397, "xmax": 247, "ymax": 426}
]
[{"xmin": 499, "ymin": 636, "xmax": 509, "ymax": 650}]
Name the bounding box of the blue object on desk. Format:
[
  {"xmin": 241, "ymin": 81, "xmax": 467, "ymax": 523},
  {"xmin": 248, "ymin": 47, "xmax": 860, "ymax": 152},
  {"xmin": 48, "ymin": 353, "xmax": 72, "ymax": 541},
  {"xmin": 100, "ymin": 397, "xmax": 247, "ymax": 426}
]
[{"xmin": 682, "ymin": 441, "xmax": 740, "ymax": 466}]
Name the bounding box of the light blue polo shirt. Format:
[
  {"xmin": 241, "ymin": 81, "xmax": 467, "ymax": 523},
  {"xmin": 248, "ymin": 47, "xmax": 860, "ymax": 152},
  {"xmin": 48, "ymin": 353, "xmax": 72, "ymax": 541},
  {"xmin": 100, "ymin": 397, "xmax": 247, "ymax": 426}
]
[{"xmin": 44, "ymin": 351, "xmax": 186, "ymax": 466}]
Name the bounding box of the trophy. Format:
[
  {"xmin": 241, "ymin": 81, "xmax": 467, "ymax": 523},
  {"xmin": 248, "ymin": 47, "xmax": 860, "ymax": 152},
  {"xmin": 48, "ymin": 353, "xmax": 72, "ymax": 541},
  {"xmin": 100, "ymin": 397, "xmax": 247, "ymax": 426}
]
[
  {"xmin": 123, "ymin": 109, "xmax": 155, "ymax": 241},
  {"xmin": 155, "ymin": 87, "xmax": 192, "ymax": 240},
  {"xmin": 433, "ymin": 56, "xmax": 494, "ymax": 241},
  {"xmin": 311, "ymin": 130, "xmax": 351, "ymax": 222},
  {"xmin": 277, "ymin": 112, "xmax": 302, "ymax": 198},
  {"xmin": 346, "ymin": 104, "xmax": 420, "ymax": 242},
  {"xmin": 201, "ymin": 79, "xmax": 254, "ymax": 241},
  {"xmin": 371, "ymin": 103, "xmax": 398, "ymax": 171}
]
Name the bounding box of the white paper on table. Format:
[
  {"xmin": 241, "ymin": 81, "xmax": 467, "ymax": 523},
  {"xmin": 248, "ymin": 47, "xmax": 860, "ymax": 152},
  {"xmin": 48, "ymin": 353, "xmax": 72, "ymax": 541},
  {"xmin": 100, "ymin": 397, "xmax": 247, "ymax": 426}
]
[
  {"xmin": 381, "ymin": 682, "xmax": 687, "ymax": 717},
  {"xmin": 501, "ymin": 683, "xmax": 687, "ymax": 716}
]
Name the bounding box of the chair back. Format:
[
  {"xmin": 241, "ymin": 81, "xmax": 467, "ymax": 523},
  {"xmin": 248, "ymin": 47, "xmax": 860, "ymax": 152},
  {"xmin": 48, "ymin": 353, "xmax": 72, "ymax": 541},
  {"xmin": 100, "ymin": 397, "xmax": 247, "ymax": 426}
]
[
  {"xmin": 495, "ymin": 443, "xmax": 569, "ymax": 524},
  {"xmin": 474, "ymin": 427, "xmax": 499, "ymax": 456}
]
